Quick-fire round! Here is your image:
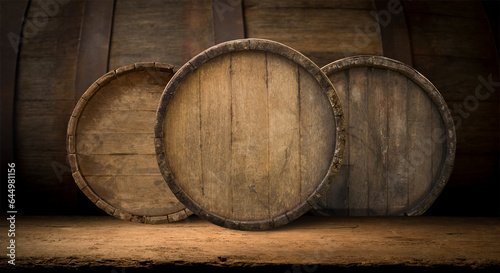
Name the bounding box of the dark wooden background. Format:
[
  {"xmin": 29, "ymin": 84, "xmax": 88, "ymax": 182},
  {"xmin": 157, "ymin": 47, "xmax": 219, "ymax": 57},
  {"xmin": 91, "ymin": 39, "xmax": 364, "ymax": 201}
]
[{"xmin": 1, "ymin": 0, "xmax": 498, "ymax": 216}]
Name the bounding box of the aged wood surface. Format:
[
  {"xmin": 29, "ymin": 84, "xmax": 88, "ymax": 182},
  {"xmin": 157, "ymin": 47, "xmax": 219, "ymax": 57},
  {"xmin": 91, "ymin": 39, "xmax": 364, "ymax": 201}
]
[
  {"xmin": 212, "ymin": 0, "xmax": 245, "ymax": 44},
  {"xmin": 156, "ymin": 39, "xmax": 345, "ymax": 230},
  {"xmin": 374, "ymin": 0, "xmax": 412, "ymax": 65},
  {"xmin": 15, "ymin": 0, "xmax": 86, "ymax": 211},
  {"xmin": 0, "ymin": 0, "xmax": 29, "ymax": 173},
  {"xmin": 108, "ymin": 0, "xmax": 214, "ymax": 69},
  {"xmin": 404, "ymin": 0, "xmax": 499, "ymax": 192},
  {"xmin": 74, "ymin": 0, "xmax": 114, "ymax": 102},
  {"xmin": 68, "ymin": 63, "xmax": 191, "ymax": 223},
  {"xmin": 244, "ymin": 0, "xmax": 382, "ymax": 67},
  {"xmin": 316, "ymin": 55, "xmax": 456, "ymax": 216}
]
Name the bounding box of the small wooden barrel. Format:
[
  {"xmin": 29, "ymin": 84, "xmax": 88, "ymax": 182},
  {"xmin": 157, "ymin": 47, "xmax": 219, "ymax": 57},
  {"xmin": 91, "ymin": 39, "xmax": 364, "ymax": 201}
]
[
  {"xmin": 314, "ymin": 56, "xmax": 456, "ymax": 216},
  {"xmin": 155, "ymin": 39, "xmax": 345, "ymax": 230},
  {"xmin": 67, "ymin": 62, "xmax": 191, "ymax": 224}
]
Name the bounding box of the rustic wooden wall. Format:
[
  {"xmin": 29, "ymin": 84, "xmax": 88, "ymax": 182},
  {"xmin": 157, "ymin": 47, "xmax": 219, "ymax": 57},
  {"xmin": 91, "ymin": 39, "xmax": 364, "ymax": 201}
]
[
  {"xmin": 402, "ymin": 0, "xmax": 499, "ymax": 215},
  {"xmin": 3, "ymin": 0, "xmax": 498, "ymax": 215}
]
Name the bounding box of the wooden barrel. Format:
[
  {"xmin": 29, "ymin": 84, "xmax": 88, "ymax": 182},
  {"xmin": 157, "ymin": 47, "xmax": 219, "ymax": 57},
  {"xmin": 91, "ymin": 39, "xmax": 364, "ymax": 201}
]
[
  {"xmin": 67, "ymin": 62, "xmax": 191, "ymax": 224},
  {"xmin": 314, "ymin": 56, "xmax": 456, "ymax": 216},
  {"xmin": 155, "ymin": 39, "xmax": 345, "ymax": 230}
]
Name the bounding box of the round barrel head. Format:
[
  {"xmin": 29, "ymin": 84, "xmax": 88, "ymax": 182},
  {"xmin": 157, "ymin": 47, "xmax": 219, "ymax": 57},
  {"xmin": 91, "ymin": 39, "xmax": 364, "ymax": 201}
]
[
  {"xmin": 68, "ymin": 62, "xmax": 192, "ymax": 224},
  {"xmin": 315, "ymin": 55, "xmax": 456, "ymax": 216},
  {"xmin": 155, "ymin": 39, "xmax": 345, "ymax": 230}
]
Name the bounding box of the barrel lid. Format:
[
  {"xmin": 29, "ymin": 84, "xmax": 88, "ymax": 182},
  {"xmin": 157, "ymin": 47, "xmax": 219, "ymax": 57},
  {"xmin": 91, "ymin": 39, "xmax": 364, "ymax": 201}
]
[
  {"xmin": 315, "ymin": 55, "xmax": 456, "ymax": 216},
  {"xmin": 155, "ymin": 39, "xmax": 346, "ymax": 230},
  {"xmin": 67, "ymin": 62, "xmax": 192, "ymax": 224}
]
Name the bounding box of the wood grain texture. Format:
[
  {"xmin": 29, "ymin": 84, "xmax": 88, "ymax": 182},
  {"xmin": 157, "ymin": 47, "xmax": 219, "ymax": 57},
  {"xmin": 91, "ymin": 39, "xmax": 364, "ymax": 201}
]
[
  {"xmin": 403, "ymin": 0, "xmax": 499, "ymax": 197},
  {"xmin": 244, "ymin": 0, "xmax": 382, "ymax": 67},
  {"xmin": 199, "ymin": 54, "xmax": 233, "ymax": 218},
  {"xmin": 0, "ymin": 0, "xmax": 29, "ymax": 172},
  {"xmin": 15, "ymin": 0, "xmax": 86, "ymax": 212},
  {"xmin": 74, "ymin": 0, "xmax": 114, "ymax": 102},
  {"xmin": 69, "ymin": 63, "xmax": 191, "ymax": 223},
  {"xmin": 230, "ymin": 51, "xmax": 270, "ymax": 221},
  {"xmin": 367, "ymin": 67, "xmax": 388, "ymax": 215},
  {"xmin": 386, "ymin": 70, "xmax": 409, "ymax": 215},
  {"xmin": 317, "ymin": 56, "xmax": 456, "ymax": 216},
  {"xmin": 268, "ymin": 53, "xmax": 301, "ymax": 216},
  {"xmin": 374, "ymin": 0, "xmax": 413, "ymax": 66},
  {"xmin": 347, "ymin": 67, "xmax": 369, "ymax": 216},
  {"xmin": 108, "ymin": 0, "xmax": 214, "ymax": 69},
  {"xmin": 212, "ymin": 0, "xmax": 245, "ymax": 44},
  {"xmin": 156, "ymin": 39, "xmax": 345, "ymax": 230}
]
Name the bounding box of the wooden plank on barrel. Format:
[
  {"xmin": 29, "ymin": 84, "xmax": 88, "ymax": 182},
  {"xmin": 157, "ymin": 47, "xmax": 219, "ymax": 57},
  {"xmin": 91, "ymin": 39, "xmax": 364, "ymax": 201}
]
[
  {"xmin": 268, "ymin": 53, "xmax": 301, "ymax": 216},
  {"xmin": 367, "ymin": 67, "xmax": 388, "ymax": 215},
  {"xmin": 156, "ymin": 39, "xmax": 345, "ymax": 230},
  {"xmin": 387, "ymin": 70, "xmax": 409, "ymax": 215},
  {"xmin": 299, "ymin": 66, "xmax": 337, "ymax": 205},
  {"xmin": 164, "ymin": 68, "xmax": 203, "ymax": 208},
  {"xmin": 407, "ymin": 79, "xmax": 432, "ymax": 210},
  {"xmin": 347, "ymin": 67, "xmax": 369, "ymax": 216},
  {"xmin": 230, "ymin": 51, "xmax": 270, "ymax": 221},
  {"xmin": 69, "ymin": 63, "xmax": 191, "ymax": 223},
  {"xmin": 316, "ymin": 55, "xmax": 456, "ymax": 216},
  {"xmin": 199, "ymin": 54, "xmax": 232, "ymax": 218}
]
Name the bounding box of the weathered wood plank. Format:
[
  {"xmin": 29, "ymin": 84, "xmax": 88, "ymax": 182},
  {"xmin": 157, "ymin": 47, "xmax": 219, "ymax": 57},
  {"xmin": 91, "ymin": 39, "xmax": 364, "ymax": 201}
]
[
  {"xmin": 374, "ymin": 0, "xmax": 413, "ymax": 66},
  {"xmin": 15, "ymin": 0, "xmax": 86, "ymax": 212},
  {"xmin": 77, "ymin": 154, "xmax": 160, "ymax": 176},
  {"xmin": 164, "ymin": 69, "xmax": 203, "ymax": 205},
  {"xmin": 199, "ymin": 54, "xmax": 233, "ymax": 218},
  {"xmin": 1, "ymin": 0, "xmax": 29, "ymax": 170},
  {"xmin": 84, "ymin": 175, "xmax": 185, "ymax": 216},
  {"xmin": 212, "ymin": 0, "xmax": 245, "ymax": 44},
  {"xmin": 407, "ymin": 78, "xmax": 432, "ymax": 210},
  {"xmin": 244, "ymin": 0, "xmax": 374, "ymax": 10},
  {"xmin": 230, "ymin": 51, "xmax": 270, "ymax": 221},
  {"xmin": 387, "ymin": 71, "xmax": 409, "ymax": 215},
  {"xmin": 244, "ymin": 6, "xmax": 382, "ymax": 67},
  {"xmin": 367, "ymin": 67, "xmax": 388, "ymax": 215},
  {"xmin": 76, "ymin": 133, "xmax": 154, "ymax": 155},
  {"xmin": 268, "ymin": 53, "xmax": 301, "ymax": 216},
  {"xmin": 406, "ymin": 13, "xmax": 496, "ymax": 60},
  {"xmin": 83, "ymin": 70, "xmax": 168, "ymax": 111},
  {"xmin": 431, "ymin": 103, "xmax": 446, "ymax": 186},
  {"xmin": 402, "ymin": 0, "xmax": 486, "ymax": 19},
  {"xmin": 299, "ymin": 67, "xmax": 336, "ymax": 204},
  {"xmin": 74, "ymin": 0, "xmax": 114, "ymax": 102},
  {"xmin": 77, "ymin": 110, "xmax": 156, "ymax": 134},
  {"xmin": 109, "ymin": 0, "xmax": 214, "ymax": 69},
  {"xmin": 347, "ymin": 67, "xmax": 369, "ymax": 215}
]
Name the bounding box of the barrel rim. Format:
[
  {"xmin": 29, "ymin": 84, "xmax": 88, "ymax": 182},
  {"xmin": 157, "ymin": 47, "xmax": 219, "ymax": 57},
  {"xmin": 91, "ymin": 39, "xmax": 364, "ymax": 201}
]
[
  {"xmin": 315, "ymin": 55, "xmax": 456, "ymax": 216},
  {"xmin": 155, "ymin": 38, "xmax": 346, "ymax": 230},
  {"xmin": 67, "ymin": 62, "xmax": 192, "ymax": 224}
]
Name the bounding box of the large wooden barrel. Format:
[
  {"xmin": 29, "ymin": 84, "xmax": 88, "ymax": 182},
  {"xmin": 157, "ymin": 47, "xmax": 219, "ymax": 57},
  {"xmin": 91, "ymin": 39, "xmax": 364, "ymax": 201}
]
[
  {"xmin": 155, "ymin": 39, "xmax": 345, "ymax": 230},
  {"xmin": 314, "ymin": 56, "xmax": 456, "ymax": 216},
  {"xmin": 67, "ymin": 62, "xmax": 191, "ymax": 223}
]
